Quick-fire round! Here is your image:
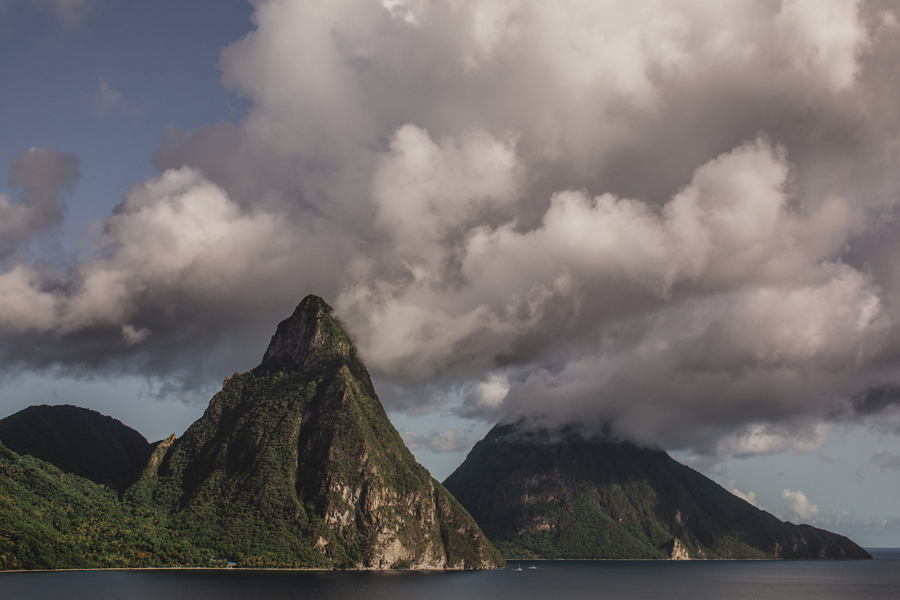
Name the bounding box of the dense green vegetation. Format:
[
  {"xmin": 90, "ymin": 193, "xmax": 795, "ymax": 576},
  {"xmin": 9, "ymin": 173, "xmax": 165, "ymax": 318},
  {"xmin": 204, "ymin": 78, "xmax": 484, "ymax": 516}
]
[
  {"xmin": 0, "ymin": 440, "xmax": 206, "ymax": 570},
  {"xmin": 2, "ymin": 296, "xmax": 500, "ymax": 571},
  {"xmin": 444, "ymin": 422, "xmax": 871, "ymax": 560},
  {"xmin": 128, "ymin": 295, "xmax": 501, "ymax": 568},
  {"xmin": 127, "ymin": 368, "xmax": 335, "ymax": 568},
  {"xmin": 0, "ymin": 295, "xmax": 503, "ymax": 571},
  {"xmin": 14, "ymin": 293, "xmax": 868, "ymax": 568}
]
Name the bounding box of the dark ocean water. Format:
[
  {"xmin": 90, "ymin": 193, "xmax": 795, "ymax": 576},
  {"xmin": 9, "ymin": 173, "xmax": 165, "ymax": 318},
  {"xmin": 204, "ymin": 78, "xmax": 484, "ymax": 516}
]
[{"xmin": 2, "ymin": 549, "xmax": 899, "ymax": 600}]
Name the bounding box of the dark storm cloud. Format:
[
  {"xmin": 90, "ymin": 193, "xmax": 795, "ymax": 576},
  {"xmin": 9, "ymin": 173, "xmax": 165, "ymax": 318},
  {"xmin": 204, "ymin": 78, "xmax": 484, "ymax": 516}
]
[
  {"xmin": 3, "ymin": 0, "xmax": 900, "ymax": 459},
  {"xmin": 850, "ymin": 386, "xmax": 900, "ymax": 416}
]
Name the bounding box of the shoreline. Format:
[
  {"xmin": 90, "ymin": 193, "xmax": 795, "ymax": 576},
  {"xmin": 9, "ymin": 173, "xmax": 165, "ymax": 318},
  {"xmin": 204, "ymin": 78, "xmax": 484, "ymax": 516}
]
[{"xmin": 4, "ymin": 552, "xmax": 890, "ymax": 574}]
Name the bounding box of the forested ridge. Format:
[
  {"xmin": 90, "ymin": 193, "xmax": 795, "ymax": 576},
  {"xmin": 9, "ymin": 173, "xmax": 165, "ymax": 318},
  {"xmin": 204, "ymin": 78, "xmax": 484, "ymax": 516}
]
[{"xmin": 0, "ymin": 296, "xmax": 503, "ymax": 571}]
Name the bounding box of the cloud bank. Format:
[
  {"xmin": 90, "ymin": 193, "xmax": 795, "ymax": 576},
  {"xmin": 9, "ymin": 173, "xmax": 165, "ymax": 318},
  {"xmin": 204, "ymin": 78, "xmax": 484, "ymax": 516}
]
[
  {"xmin": 4, "ymin": 0, "xmax": 900, "ymax": 459},
  {"xmin": 782, "ymin": 488, "xmax": 820, "ymax": 521}
]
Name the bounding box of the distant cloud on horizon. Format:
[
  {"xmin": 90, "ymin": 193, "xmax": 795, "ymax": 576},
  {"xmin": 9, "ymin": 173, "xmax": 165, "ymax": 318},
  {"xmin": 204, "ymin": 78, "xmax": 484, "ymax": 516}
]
[
  {"xmin": 401, "ymin": 429, "xmax": 467, "ymax": 453},
  {"xmin": 782, "ymin": 488, "xmax": 820, "ymax": 522}
]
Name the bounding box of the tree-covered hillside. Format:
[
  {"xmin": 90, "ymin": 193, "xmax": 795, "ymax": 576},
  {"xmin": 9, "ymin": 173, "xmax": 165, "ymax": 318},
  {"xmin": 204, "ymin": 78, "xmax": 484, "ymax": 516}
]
[
  {"xmin": 0, "ymin": 440, "xmax": 206, "ymax": 570},
  {"xmin": 444, "ymin": 422, "xmax": 871, "ymax": 560},
  {"xmin": 126, "ymin": 295, "xmax": 503, "ymax": 569}
]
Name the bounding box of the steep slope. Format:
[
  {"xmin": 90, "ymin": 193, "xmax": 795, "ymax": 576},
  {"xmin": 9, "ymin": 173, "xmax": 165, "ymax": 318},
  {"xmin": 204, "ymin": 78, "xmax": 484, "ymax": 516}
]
[
  {"xmin": 127, "ymin": 295, "xmax": 503, "ymax": 569},
  {"xmin": 0, "ymin": 405, "xmax": 153, "ymax": 487},
  {"xmin": 0, "ymin": 440, "xmax": 203, "ymax": 570},
  {"xmin": 444, "ymin": 422, "xmax": 871, "ymax": 560}
]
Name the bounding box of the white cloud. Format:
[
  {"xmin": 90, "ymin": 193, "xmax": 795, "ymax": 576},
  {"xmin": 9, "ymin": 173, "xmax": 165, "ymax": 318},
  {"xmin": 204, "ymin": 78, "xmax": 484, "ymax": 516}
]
[
  {"xmin": 727, "ymin": 479, "xmax": 762, "ymax": 509},
  {"xmin": 718, "ymin": 424, "xmax": 831, "ymax": 458},
  {"xmin": 5, "ymin": 0, "xmax": 900, "ymax": 462},
  {"xmin": 782, "ymin": 488, "xmax": 819, "ymax": 521},
  {"xmin": 0, "ymin": 265, "xmax": 60, "ymax": 334},
  {"xmin": 364, "ymin": 124, "xmax": 523, "ymax": 287},
  {"xmin": 400, "ymin": 428, "xmax": 466, "ymax": 453},
  {"xmin": 336, "ymin": 138, "xmax": 883, "ymax": 452},
  {"xmin": 776, "ymin": 0, "xmax": 867, "ymax": 93},
  {"xmin": 461, "ymin": 373, "xmax": 510, "ymax": 416},
  {"xmin": 0, "ymin": 167, "xmax": 303, "ymax": 337}
]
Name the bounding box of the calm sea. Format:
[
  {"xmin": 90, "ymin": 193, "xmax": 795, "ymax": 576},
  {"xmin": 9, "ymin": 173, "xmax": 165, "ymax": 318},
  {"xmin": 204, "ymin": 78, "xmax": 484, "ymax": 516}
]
[{"xmin": 2, "ymin": 549, "xmax": 898, "ymax": 600}]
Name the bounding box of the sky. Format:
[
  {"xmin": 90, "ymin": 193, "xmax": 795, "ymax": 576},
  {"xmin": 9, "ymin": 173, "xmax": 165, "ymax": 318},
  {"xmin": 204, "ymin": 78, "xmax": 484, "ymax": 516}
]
[{"xmin": 2, "ymin": 0, "xmax": 900, "ymax": 546}]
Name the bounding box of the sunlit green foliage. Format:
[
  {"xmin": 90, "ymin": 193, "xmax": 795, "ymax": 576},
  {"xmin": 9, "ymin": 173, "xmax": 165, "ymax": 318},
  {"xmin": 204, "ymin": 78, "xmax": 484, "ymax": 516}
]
[{"xmin": 0, "ymin": 441, "xmax": 206, "ymax": 570}]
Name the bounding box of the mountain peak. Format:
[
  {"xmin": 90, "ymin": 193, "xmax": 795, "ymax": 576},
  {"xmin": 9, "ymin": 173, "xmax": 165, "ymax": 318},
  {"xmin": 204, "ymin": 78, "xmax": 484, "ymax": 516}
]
[
  {"xmin": 258, "ymin": 295, "xmax": 356, "ymax": 374},
  {"xmin": 124, "ymin": 294, "xmax": 504, "ymax": 569},
  {"xmin": 444, "ymin": 421, "xmax": 871, "ymax": 560}
]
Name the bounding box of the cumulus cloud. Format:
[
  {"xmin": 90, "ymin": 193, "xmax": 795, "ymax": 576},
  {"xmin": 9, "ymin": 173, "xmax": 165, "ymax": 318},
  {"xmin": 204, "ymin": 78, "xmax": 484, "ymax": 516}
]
[
  {"xmin": 0, "ymin": 167, "xmax": 295, "ymax": 335},
  {"xmin": 727, "ymin": 480, "xmax": 763, "ymax": 509},
  {"xmin": 4, "ymin": 0, "xmax": 900, "ymax": 461},
  {"xmin": 460, "ymin": 373, "xmax": 511, "ymax": 416},
  {"xmin": 0, "ymin": 163, "xmax": 346, "ymax": 392},
  {"xmin": 782, "ymin": 488, "xmax": 820, "ymax": 521},
  {"xmin": 401, "ymin": 428, "xmax": 467, "ymax": 453}
]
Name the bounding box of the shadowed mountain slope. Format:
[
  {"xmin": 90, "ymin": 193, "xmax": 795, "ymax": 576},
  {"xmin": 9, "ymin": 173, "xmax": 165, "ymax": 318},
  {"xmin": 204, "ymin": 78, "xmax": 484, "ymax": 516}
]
[
  {"xmin": 126, "ymin": 295, "xmax": 504, "ymax": 569},
  {"xmin": 0, "ymin": 404, "xmax": 153, "ymax": 487},
  {"xmin": 444, "ymin": 422, "xmax": 871, "ymax": 560}
]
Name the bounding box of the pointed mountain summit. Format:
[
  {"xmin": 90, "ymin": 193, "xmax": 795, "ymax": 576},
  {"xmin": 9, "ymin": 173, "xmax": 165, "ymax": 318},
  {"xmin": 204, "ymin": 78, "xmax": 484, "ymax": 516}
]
[
  {"xmin": 258, "ymin": 295, "xmax": 358, "ymax": 375},
  {"xmin": 444, "ymin": 421, "xmax": 870, "ymax": 560},
  {"xmin": 127, "ymin": 295, "xmax": 503, "ymax": 569}
]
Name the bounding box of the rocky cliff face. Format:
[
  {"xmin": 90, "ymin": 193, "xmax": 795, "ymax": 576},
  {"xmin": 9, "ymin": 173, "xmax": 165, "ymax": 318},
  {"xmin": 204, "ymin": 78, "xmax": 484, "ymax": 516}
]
[
  {"xmin": 127, "ymin": 295, "xmax": 503, "ymax": 569},
  {"xmin": 444, "ymin": 421, "xmax": 871, "ymax": 560}
]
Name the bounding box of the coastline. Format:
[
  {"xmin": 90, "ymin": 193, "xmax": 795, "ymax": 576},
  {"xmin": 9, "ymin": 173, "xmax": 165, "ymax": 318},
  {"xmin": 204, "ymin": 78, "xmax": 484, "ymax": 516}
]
[{"xmin": 4, "ymin": 552, "xmax": 888, "ymax": 574}]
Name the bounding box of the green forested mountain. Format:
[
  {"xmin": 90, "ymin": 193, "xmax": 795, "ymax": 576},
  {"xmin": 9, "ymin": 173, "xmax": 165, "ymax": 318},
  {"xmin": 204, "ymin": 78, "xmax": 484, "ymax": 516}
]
[
  {"xmin": 0, "ymin": 295, "xmax": 502, "ymax": 570},
  {"xmin": 0, "ymin": 405, "xmax": 152, "ymax": 487},
  {"xmin": 0, "ymin": 440, "xmax": 204, "ymax": 570},
  {"xmin": 124, "ymin": 295, "xmax": 504, "ymax": 569},
  {"xmin": 444, "ymin": 422, "xmax": 871, "ymax": 560},
  {"xmin": 0, "ymin": 296, "xmax": 872, "ymax": 569}
]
